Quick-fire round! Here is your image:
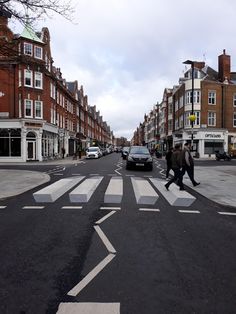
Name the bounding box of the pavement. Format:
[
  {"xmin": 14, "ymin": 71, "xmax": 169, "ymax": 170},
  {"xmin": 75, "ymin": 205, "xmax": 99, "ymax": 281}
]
[{"xmin": 0, "ymin": 157, "xmax": 236, "ymax": 208}]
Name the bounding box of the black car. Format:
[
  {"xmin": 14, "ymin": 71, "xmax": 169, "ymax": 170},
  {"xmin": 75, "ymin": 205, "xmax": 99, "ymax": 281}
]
[
  {"xmin": 126, "ymin": 146, "xmax": 153, "ymax": 170},
  {"xmin": 121, "ymin": 146, "xmax": 130, "ymax": 159}
]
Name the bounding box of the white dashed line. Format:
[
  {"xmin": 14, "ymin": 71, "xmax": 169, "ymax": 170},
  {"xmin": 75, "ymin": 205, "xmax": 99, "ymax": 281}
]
[
  {"xmin": 178, "ymin": 210, "xmax": 200, "ymax": 214},
  {"xmin": 0, "ymin": 206, "xmax": 6, "ymax": 209},
  {"xmin": 139, "ymin": 208, "xmax": 160, "ymax": 212},
  {"xmin": 61, "ymin": 206, "xmax": 83, "ymax": 209},
  {"xmin": 22, "ymin": 206, "xmax": 45, "ymax": 209},
  {"xmin": 218, "ymin": 212, "xmax": 236, "ymax": 216},
  {"xmin": 100, "ymin": 206, "xmax": 121, "ymax": 211}
]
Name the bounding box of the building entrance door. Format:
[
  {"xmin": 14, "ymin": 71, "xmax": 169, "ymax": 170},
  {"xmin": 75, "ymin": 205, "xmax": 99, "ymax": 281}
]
[{"xmin": 27, "ymin": 141, "xmax": 36, "ymax": 160}]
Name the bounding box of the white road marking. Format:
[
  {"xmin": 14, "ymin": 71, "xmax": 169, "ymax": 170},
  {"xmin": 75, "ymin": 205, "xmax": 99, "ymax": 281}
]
[
  {"xmin": 100, "ymin": 206, "xmax": 121, "ymax": 211},
  {"xmin": 218, "ymin": 212, "xmax": 236, "ymax": 216},
  {"xmin": 95, "ymin": 211, "xmax": 116, "ymax": 224},
  {"xmin": 72, "ymin": 173, "xmax": 81, "ymax": 175},
  {"xmin": 89, "ymin": 173, "xmax": 99, "ymax": 176},
  {"xmin": 94, "ymin": 225, "xmax": 116, "ymax": 254},
  {"xmin": 22, "ymin": 206, "xmax": 45, "ymax": 209},
  {"xmin": 61, "ymin": 206, "xmax": 83, "ymax": 209},
  {"xmin": 67, "ymin": 253, "xmax": 115, "ymax": 296},
  {"xmin": 178, "ymin": 210, "xmax": 200, "ymax": 213},
  {"xmin": 56, "ymin": 302, "xmax": 120, "ymax": 314},
  {"xmin": 115, "ymin": 169, "xmax": 121, "ymax": 175},
  {"xmin": 0, "ymin": 206, "xmax": 6, "ymax": 209},
  {"xmin": 139, "ymin": 208, "xmax": 160, "ymax": 212}
]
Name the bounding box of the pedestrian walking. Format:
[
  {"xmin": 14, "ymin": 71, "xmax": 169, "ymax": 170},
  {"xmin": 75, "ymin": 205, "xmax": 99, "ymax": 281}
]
[
  {"xmin": 182, "ymin": 142, "xmax": 200, "ymax": 186},
  {"xmin": 61, "ymin": 147, "xmax": 65, "ymax": 159},
  {"xmin": 165, "ymin": 147, "xmax": 173, "ymax": 179},
  {"xmin": 165, "ymin": 144, "xmax": 185, "ymax": 191}
]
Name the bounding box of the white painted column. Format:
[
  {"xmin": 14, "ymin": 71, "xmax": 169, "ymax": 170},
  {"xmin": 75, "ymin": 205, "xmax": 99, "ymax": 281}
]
[
  {"xmin": 21, "ymin": 128, "xmax": 27, "ymax": 162},
  {"xmin": 37, "ymin": 129, "xmax": 43, "ymax": 161}
]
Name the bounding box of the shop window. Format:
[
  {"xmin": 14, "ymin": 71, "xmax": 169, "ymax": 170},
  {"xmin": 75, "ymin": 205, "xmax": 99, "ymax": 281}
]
[{"xmin": 0, "ymin": 128, "xmax": 21, "ymax": 157}]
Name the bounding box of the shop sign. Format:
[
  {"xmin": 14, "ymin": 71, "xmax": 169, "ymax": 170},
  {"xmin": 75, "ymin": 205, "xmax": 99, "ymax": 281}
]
[{"xmin": 205, "ymin": 133, "xmax": 223, "ymax": 139}]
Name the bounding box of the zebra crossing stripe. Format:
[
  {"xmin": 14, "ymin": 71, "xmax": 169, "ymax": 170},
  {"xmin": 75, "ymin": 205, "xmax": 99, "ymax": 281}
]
[
  {"xmin": 33, "ymin": 176, "xmax": 85, "ymax": 203},
  {"xmin": 69, "ymin": 176, "xmax": 103, "ymax": 203},
  {"xmin": 131, "ymin": 177, "xmax": 159, "ymax": 205},
  {"xmin": 104, "ymin": 177, "xmax": 123, "ymax": 203},
  {"xmin": 150, "ymin": 178, "xmax": 196, "ymax": 207},
  {"xmin": 56, "ymin": 303, "xmax": 120, "ymax": 314}
]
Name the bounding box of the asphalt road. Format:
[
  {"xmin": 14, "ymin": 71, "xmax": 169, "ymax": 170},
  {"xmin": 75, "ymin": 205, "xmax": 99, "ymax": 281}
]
[{"xmin": 0, "ymin": 154, "xmax": 236, "ymax": 313}]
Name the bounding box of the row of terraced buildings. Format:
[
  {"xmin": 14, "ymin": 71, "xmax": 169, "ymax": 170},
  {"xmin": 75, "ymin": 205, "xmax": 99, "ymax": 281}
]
[
  {"xmin": 0, "ymin": 9, "xmax": 114, "ymax": 162},
  {"xmin": 132, "ymin": 50, "xmax": 236, "ymax": 158}
]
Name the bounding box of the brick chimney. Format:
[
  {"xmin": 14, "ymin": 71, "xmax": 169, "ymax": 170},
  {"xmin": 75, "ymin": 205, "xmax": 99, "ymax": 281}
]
[
  {"xmin": 218, "ymin": 49, "xmax": 231, "ymax": 82},
  {"xmin": 0, "ymin": 8, "xmax": 13, "ymax": 41}
]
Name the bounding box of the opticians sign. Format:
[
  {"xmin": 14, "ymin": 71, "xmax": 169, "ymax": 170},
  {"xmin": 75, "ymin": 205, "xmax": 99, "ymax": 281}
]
[{"xmin": 205, "ymin": 133, "xmax": 223, "ymax": 139}]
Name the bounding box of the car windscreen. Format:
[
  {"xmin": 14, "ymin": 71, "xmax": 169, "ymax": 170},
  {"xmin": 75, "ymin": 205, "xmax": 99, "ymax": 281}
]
[
  {"xmin": 88, "ymin": 147, "xmax": 98, "ymax": 152},
  {"xmin": 130, "ymin": 147, "xmax": 150, "ymax": 154}
]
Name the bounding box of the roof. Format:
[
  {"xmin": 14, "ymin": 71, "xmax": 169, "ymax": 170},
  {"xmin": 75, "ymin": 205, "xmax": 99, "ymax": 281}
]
[{"xmin": 20, "ymin": 24, "xmax": 44, "ymax": 44}]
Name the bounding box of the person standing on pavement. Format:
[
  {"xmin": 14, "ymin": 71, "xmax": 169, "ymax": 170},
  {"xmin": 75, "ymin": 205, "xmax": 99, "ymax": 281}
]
[
  {"xmin": 182, "ymin": 142, "xmax": 200, "ymax": 186},
  {"xmin": 165, "ymin": 144, "xmax": 185, "ymax": 191},
  {"xmin": 165, "ymin": 147, "xmax": 173, "ymax": 179}
]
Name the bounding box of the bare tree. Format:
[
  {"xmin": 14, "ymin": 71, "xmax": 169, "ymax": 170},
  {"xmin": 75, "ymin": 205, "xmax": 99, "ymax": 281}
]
[{"xmin": 0, "ymin": 0, "xmax": 76, "ymax": 25}]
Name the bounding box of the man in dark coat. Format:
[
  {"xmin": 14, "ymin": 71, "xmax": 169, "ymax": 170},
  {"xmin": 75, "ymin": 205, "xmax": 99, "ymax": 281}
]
[
  {"xmin": 165, "ymin": 147, "xmax": 173, "ymax": 179},
  {"xmin": 165, "ymin": 144, "xmax": 185, "ymax": 191},
  {"xmin": 182, "ymin": 143, "xmax": 200, "ymax": 186}
]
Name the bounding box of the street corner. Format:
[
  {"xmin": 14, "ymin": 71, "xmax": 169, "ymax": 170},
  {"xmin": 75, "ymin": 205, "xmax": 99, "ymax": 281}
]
[{"xmin": 0, "ymin": 169, "xmax": 50, "ymax": 200}]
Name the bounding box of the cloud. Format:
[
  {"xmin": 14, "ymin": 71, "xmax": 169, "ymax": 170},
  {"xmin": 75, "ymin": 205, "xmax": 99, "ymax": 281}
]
[{"xmin": 11, "ymin": 0, "xmax": 236, "ymax": 140}]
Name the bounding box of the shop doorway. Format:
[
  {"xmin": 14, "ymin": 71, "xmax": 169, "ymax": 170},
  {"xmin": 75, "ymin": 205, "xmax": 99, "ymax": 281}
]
[{"xmin": 27, "ymin": 132, "xmax": 36, "ymax": 160}]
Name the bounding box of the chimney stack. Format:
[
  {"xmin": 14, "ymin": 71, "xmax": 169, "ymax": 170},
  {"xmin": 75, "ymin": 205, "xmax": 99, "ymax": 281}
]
[{"xmin": 218, "ymin": 49, "xmax": 231, "ymax": 82}]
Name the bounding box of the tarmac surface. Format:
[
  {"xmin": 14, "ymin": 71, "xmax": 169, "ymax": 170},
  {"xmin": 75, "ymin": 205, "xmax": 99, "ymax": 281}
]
[{"xmin": 0, "ymin": 157, "xmax": 236, "ymax": 208}]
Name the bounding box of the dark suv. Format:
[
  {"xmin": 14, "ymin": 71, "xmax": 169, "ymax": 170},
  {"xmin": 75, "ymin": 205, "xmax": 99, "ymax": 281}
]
[{"xmin": 126, "ymin": 146, "xmax": 153, "ymax": 170}]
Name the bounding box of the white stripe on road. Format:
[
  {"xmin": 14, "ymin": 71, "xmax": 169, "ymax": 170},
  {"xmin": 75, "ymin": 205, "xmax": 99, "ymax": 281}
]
[
  {"xmin": 139, "ymin": 208, "xmax": 160, "ymax": 212},
  {"xmin": 178, "ymin": 210, "xmax": 200, "ymax": 213},
  {"xmin": 61, "ymin": 206, "xmax": 83, "ymax": 209},
  {"xmin": 100, "ymin": 207, "xmax": 121, "ymax": 211},
  {"xmin": 67, "ymin": 253, "xmax": 115, "ymax": 296},
  {"xmin": 94, "ymin": 225, "xmax": 116, "ymax": 254},
  {"xmin": 218, "ymin": 212, "xmax": 236, "ymax": 216},
  {"xmin": 0, "ymin": 206, "xmax": 6, "ymax": 209},
  {"xmin": 95, "ymin": 211, "xmax": 116, "ymax": 224},
  {"xmin": 56, "ymin": 302, "xmax": 120, "ymax": 314},
  {"xmin": 22, "ymin": 206, "xmax": 45, "ymax": 209}
]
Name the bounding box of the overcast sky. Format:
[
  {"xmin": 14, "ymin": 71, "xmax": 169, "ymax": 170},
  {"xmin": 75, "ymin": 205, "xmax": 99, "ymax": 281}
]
[{"xmin": 11, "ymin": 0, "xmax": 236, "ymax": 140}]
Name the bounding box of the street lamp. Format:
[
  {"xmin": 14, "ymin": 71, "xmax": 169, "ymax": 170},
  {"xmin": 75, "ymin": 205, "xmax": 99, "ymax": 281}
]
[{"xmin": 183, "ymin": 60, "xmax": 196, "ymax": 151}]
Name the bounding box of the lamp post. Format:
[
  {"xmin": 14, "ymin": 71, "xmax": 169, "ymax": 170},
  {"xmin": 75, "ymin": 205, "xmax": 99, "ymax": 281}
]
[{"xmin": 183, "ymin": 60, "xmax": 196, "ymax": 151}]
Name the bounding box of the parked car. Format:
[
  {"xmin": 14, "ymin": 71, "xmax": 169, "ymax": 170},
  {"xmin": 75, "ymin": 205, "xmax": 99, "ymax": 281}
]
[
  {"xmin": 126, "ymin": 146, "xmax": 153, "ymax": 170},
  {"xmin": 215, "ymin": 150, "xmax": 231, "ymax": 161},
  {"xmin": 121, "ymin": 146, "xmax": 130, "ymax": 159},
  {"xmin": 86, "ymin": 146, "xmax": 102, "ymax": 159}
]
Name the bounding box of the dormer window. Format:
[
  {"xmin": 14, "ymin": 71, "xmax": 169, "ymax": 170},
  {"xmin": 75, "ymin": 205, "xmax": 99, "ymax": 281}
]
[
  {"xmin": 24, "ymin": 42, "xmax": 32, "ymax": 56},
  {"xmin": 34, "ymin": 46, "xmax": 42, "ymax": 59}
]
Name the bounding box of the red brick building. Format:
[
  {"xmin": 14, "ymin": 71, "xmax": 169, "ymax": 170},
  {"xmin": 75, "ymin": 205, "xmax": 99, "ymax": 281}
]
[{"xmin": 0, "ymin": 9, "xmax": 113, "ymax": 162}]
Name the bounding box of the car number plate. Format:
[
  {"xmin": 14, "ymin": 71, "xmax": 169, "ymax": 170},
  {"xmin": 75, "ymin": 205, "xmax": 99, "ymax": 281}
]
[{"xmin": 136, "ymin": 163, "xmax": 144, "ymax": 166}]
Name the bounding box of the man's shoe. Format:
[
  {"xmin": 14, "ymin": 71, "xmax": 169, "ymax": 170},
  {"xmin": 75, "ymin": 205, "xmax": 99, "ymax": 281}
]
[
  {"xmin": 193, "ymin": 182, "xmax": 200, "ymax": 186},
  {"xmin": 165, "ymin": 183, "xmax": 169, "ymax": 191}
]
